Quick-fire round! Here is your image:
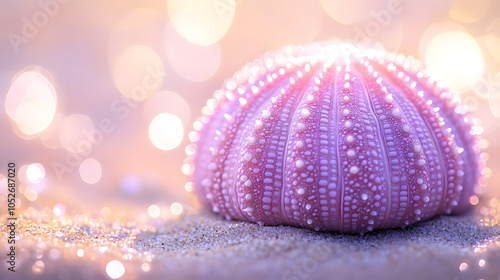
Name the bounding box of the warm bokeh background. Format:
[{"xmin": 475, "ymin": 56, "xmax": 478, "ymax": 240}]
[{"xmin": 1, "ymin": 0, "xmax": 499, "ymax": 226}]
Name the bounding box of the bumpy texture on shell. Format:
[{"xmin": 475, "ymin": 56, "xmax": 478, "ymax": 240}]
[{"xmin": 185, "ymin": 41, "xmax": 484, "ymax": 234}]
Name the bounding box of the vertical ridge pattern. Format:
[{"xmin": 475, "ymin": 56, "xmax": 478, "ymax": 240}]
[{"xmin": 187, "ymin": 41, "xmax": 484, "ymax": 234}]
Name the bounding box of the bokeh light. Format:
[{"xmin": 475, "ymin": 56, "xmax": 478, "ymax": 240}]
[
  {"xmin": 488, "ymin": 72, "xmax": 500, "ymax": 117},
  {"xmin": 148, "ymin": 204, "xmax": 160, "ymax": 218},
  {"xmin": 39, "ymin": 113, "xmax": 65, "ymax": 149},
  {"xmin": 24, "ymin": 163, "xmax": 48, "ymax": 195},
  {"xmin": 77, "ymin": 249, "xmax": 85, "ymax": 258},
  {"xmin": 108, "ymin": 8, "xmax": 165, "ymax": 53},
  {"xmin": 167, "ymin": 0, "xmax": 235, "ymax": 46},
  {"xmin": 101, "ymin": 207, "xmax": 111, "ymax": 218},
  {"xmin": 485, "ymin": 17, "xmax": 500, "ymax": 64},
  {"xmin": 484, "ymin": 35, "xmax": 500, "ymax": 64},
  {"xmin": 106, "ymin": 260, "xmax": 125, "ymax": 279},
  {"xmin": 233, "ymin": 1, "xmax": 324, "ymax": 49},
  {"xmin": 170, "ymin": 202, "xmax": 183, "ymax": 215},
  {"xmin": 79, "ymin": 158, "xmax": 102, "ymax": 184},
  {"xmin": 164, "ymin": 23, "xmax": 221, "ymax": 82},
  {"xmin": 18, "ymin": 164, "xmax": 28, "ymax": 182},
  {"xmin": 5, "ymin": 70, "xmax": 57, "ymax": 135},
  {"xmin": 26, "ymin": 163, "xmax": 45, "ymax": 184},
  {"xmin": 59, "ymin": 114, "xmax": 95, "ymax": 154},
  {"xmin": 49, "ymin": 249, "xmax": 62, "ymax": 261},
  {"xmin": 32, "ymin": 260, "xmax": 45, "ymax": 274},
  {"xmin": 25, "ymin": 189, "xmax": 38, "ymax": 202},
  {"xmin": 423, "ymin": 31, "xmax": 484, "ymax": 92},
  {"xmin": 141, "ymin": 263, "xmax": 151, "ymax": 272},
  {"xmin": 320, "ymin": 0, "xmax": 374, "ymax": 25},
  {"xmin": 459, "ymin": 262, "xmax": 469, "ymax": 271},
  {"xmin": 119, "ymin": 174, "xmax": 143, "ymax": 195},
  {"xmin": 184, "ymin": 182, "xmax": 193, "ymax": 192},
  {"xmin": 143, "ymin": 91, "xmax": 190, "ymax": 125},
  {"xmin": 110, "ymin": 44, "xmax": 165, "ymax": 101},
  {"xmin": 53, "ymin": 203, "xmax": 66, "ymax": 217},
  {"xmin": 148, "ymin": 113, "xmax": 184, "ymax": 151},
  {"xmin": 448, "ymin": 0, "xmax": 490, "ymax": 23}
]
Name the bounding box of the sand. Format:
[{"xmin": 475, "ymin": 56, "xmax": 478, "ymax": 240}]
[
  {"xmin": 134, "ymin": 211, "xmax": 500, "ymax": 280},
  {"xmin": 3, "ymin": 209, "xmax": 500, "ymax": 280}
]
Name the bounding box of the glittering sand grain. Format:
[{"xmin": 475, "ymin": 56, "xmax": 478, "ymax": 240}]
[
  {"xmin": 3, "ymin": 209, "xmax": 500, "ymax": 280},
  {"xmin": 133, "ymin": 211, "xmax": 500, "ymax": 280}
]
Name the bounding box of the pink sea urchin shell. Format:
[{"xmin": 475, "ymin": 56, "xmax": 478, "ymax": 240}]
[{"xmin": 185, "ymin": 41, "xmax": 484, "ymax": 234}]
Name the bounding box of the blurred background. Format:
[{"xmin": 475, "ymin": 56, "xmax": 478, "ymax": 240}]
[{"xmin": 0, "ymin": 0, "xmax": 499, "ymax": 225}]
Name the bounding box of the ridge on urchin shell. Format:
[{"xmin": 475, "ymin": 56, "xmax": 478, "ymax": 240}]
[{"xmin": 184, "ymin": 41, "xmax": 485, "ymax": 234}]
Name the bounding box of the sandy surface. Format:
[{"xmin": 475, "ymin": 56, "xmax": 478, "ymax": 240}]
[
  {"xmin": 134, "ymin": 211, "xmax": 500, "ymax": 280},
  {"xmin": 3, "ymin": 209, "xmax": 500, "ymax": 280}
]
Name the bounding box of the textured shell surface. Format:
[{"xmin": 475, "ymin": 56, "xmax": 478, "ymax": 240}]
[{"xmin": 185, "ymin": 41, "xmax": 484, "ymax": 234}]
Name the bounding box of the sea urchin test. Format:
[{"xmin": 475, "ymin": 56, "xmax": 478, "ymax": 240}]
[{"xmin": 185, "ymin": 41, "xmax": 484, "ymax": 234}]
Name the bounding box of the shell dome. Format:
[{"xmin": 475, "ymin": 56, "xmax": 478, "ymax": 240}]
[{"xmin": 185, "ymin": 41, "xmax": 484, "ymax": 233}]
